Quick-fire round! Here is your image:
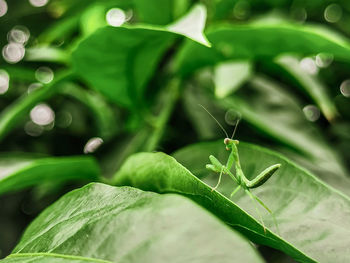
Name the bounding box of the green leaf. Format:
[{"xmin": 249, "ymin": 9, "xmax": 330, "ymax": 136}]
[
  {"xmin": 0, "ymin": 155, "xmax": 99, "ymax": 195},
  {"xmin": 114, "ymin": 145, "xmax": 350, "ymax": 262},
  {"xmin": 72, "ymin": 4, "xmax": 210, "ymax": 108},
  {"xmin": 172, "ymin": 141, "xmax": 350, "ymax": 263},
  {"xmin": 72, "ymin": 27, "xmax": 174, "ymax": 108},
  {"xmin": 114, "ymin": 151, "xmax": 323, "ymax": 263},
  {"xmin": 175, "ymin": 21, "xmax": 350, "ymax": 76},
  {"xmin": 214, "ymin": 60, "xmax": 253, "ymax": 98},
  {"xmin": 274, "ymin": 55, "xmax": 338, "ymax": 122},
  {"xmin": 4, "ymin": 183, "xmax": 264, "ymax": 263}
]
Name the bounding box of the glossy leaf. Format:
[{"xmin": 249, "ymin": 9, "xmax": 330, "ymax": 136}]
[
  {"xmin": 175, "ymin": 21, "xmax": 350, "ymax": 76},
  {"xmin": 114, "ymin": 151, "xmax": 328, "ymax": 263},
  {"xmin": 0, "ymin": 155, "xmax": 99, "ymax": 195},
  {"xmin": 3, "ymin": 183, "xmax": 264, "ymax": 263},
  {"xmin": 72, "ymin": 4, "xmax": 210, "ymax": 108},
  {"xmin": 178, "ymin": 142, "xmax": 350, "ymax": 263}
]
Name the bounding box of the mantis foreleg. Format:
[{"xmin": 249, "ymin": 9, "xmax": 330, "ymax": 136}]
[{"xmin": 211, "ymin": 166, "xmax": 224, "ymax": 192}]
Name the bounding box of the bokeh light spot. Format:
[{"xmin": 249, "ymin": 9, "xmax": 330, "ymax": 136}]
[
  {"xmin": 0, "ymin": 0, "xmax": 8, "ymax": 17},
  {"xmin": 315, "ymin": 53, "xmax": 333, "ymax": 68},
  {"xmin": 0, "ymin": 69, "xmax": 9, "ymax": 94},
  {"xmin": 8, "ymin": 26, "xmax": 30, "ymax": 45},
  {"xmin": 106, "ymin": 8, "xmax": 126, "ymax": 27},
  {"xmin": 303, "ymin": 105, "xmax": 320, "ymax": 122},
  {"xmin": 29, "ymin": 0, "xmax": 49, "ymax": 7},
  {"xmin": 324, "ymin": 4, "xmax": 342, "ymax": 23},
  {"xmin": 24, "ymin": 121, "xmax": 44, "ymax": 136},
  {"xmin": 300, "ymin": 57, "xmax": 318, "ymax": 75},
  {"xmin": 27, "ymin": 82, "xmax": 43, "ymax": 93},
  {"xmin": 35, "ymin": 66, "xmax": 54, "ymax": 84},
  {"xmin": 2, "ymin": 43, "xmax": 25, "ymax": 63},
  {"xmin": 84, "ymin": 137, "xmax": 103, "ymax": 154},
  {"xmin": 340, "ymin": 80, "xmax": 350, "ymax": 97},
  {"xmin": 30, "ymin": 103, "xmax": 55, "ymax": 126}
]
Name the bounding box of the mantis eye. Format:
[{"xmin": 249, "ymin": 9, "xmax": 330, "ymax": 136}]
[{"xmin": 224, "ymin": 138, "xmax": 230, "ymax": 145}]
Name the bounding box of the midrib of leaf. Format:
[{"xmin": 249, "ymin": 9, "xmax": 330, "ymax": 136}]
[{"xmin": 7, "ymin": 252, "xmax": 113, "ymax": 263}]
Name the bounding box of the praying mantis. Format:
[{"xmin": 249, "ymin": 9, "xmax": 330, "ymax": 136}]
[{"xmin": 200, "ymin": 105, "xmax": 281, "ymax": 233}]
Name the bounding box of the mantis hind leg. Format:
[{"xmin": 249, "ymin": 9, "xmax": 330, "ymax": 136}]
[
  {"xmin": 252, "ymin": 193, "xmax": 280, "ymax": 236},
  {"xmin": 245, "ymin": 189, "xmax": 267, "ymax": 234}
]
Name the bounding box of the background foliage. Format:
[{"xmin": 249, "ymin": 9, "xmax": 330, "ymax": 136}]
[{"xmin": 0, "ymin": 0, "xmax": 350, "ymax": 262}]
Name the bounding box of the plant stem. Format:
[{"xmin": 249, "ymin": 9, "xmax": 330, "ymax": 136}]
[
  {"xmin": 0, "ymin": 70, "xmax": 73, "ymax": 142},
  {"xmin": 144, "ymin": 77, "xmax": 180, "ymax": 152}
]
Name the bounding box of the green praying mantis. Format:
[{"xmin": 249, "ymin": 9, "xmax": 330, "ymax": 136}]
[{"xmin": 200, "ymin": 105, "xmax": 281, "ymax": 233}]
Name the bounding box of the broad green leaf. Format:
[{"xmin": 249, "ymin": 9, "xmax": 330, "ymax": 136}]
[
  {"xmin": 0, "ymin": 155, "xmax": 99, "ymax": 195},
  {"xmin": 72, "ymin": 27, "xmax": 174, "ymax": 107},
  {"xmin": 175, "ymin": 22, "xmax": 350, "ymax": 76},
  {"xmin": 172, "ymin": 141, "xmax": 350, "ymax": 263},
  {"xmin": 214, "ymin": 60, "xmax": 253, "ymax": 98},
  {"xmin": 274, "ymin": 55, "xmax": 338, "ymax": 122},
  {"xmin": 114, "ymin": 151, "xmax": 323, "ymax": 263},
  {"xmin": 4, "ymin": 183, "xmax": 264, "ymax": 263},
  {"xmin": 72, "ymin": 4, "xmax": 210, "ymax": 108}
]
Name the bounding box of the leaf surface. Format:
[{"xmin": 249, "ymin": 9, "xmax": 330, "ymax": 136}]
[
  {"xmin": 114, "ymin": 144, "xmax": 350, "ymax": 262},
  {"xmin": 172, "ymin": 141, "xmax": 350, "ymax": 263},
  {"xmin": 0, "ymin": 155, "xmax": 99, "ymax": 195},
  {"xmin": 4, "ymin": 183, "xmax": 264, "ymax": 263},
  {"xmin": 72, "ymin": 4, "xmax": 210, "ymax": 108}
]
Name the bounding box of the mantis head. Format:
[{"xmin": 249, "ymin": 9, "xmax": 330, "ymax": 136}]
[{"xmin": 224, "ymin": 138, "xmax": 239, "ymax": 151}]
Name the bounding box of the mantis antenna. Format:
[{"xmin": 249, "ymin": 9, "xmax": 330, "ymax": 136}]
[
  {"xmin": 230, "ymin": 117, "xmax": 240, "ymax": 139},
  {"xmin": 198, "ymin": 104, "xmax": 229, "ymax": 138}
]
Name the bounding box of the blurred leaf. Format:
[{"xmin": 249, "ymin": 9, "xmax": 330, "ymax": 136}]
[
  {"xmin": 25, "ymin": 46, "xmax": 70, "ymax": 64},
  {"xmin": 214, "ymin": 60, "xmax": 253, "ymax": 98},
  {"xmin": 175, "ymin": 21, "xmax": 350, "ymax": 76},
  {"xmin": 114, "ymin": 151, "xmax": 325, "ymax": 263},
  {"xmin": 80, "ymin": 4, "xmax": 107, "ymax": 36},
  {"xmin": 0, "ymin": 155, "xmax": 99, "ymax": 195},
  {"xmin": 72, "ymin": 4, "xmax": 210, "ymax": 108},
  {"xmin": 0, "ymin": 70, "xmax": 73, "ymax": 142},
  {"xmin": 59, "ymin": 82, "xmax": 118, "ymax": 140},
  {"xmin": 172, "ymin": 141, "xmax": 350, "ymax": 263},
  {"xmin": 72, "ymin": 27, "xmax": 174, "ymax": 108},
  {"xmin": 275, "ymin": 55, "xmax": 338, "ymax": 122},
  {"xmin": 38, "ymin": 15, "xmax": 80, "ymax": 44},
  {"xmin": 134, "ymin": 0, "xmax": 190, "ymax": 25},
  {"xmin": 166, "ymin": 4, "xmax": 211, "ymax": 47},
  {"xmin": 4, "ymin": 183, "xmax": 264, "ymax": 263}
]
